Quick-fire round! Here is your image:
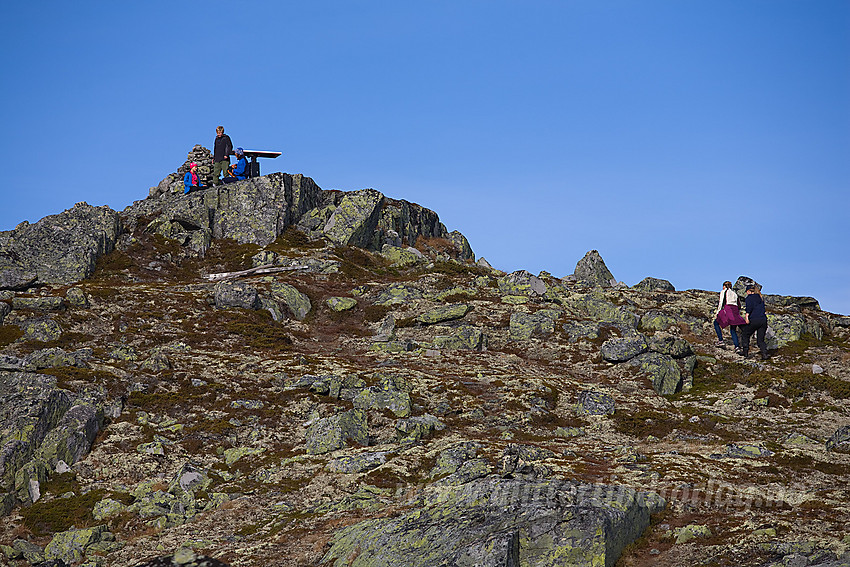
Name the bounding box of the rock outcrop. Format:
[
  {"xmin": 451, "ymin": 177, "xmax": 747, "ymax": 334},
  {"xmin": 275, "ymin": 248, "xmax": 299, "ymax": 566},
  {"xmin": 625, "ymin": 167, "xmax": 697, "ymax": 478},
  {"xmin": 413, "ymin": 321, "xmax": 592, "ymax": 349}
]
[
  {"xmin": 323, "ymin": 477, "xmax": 663, "ymax": 567},
  {"xmin": 0, "ymin": 203, "xmax": 120, "ymax": 288}
]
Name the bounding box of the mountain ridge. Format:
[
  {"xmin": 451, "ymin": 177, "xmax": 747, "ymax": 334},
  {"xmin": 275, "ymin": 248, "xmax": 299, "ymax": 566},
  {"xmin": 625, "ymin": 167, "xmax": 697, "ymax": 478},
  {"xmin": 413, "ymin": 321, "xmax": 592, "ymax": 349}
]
[{"xmin": 0, "ymin": 163, "xmax": 848, "ymax": 567}]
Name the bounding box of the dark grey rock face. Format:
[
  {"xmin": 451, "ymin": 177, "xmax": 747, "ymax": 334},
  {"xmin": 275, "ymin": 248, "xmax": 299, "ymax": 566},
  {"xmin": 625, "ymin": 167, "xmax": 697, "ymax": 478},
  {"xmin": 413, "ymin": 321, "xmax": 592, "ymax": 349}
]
[
  {"xmin": 574, "ymin": 250, "xmax": 616, "ymax": 287},
  {"xmin": 826, "ymin": 425, "xmax": 850, "ymax": 453},
  {"xmin": 632, "ymin": 277, "xmax": 675, "ymax": 292},
  {"xmin": 601, "ymin": 335, "xmax": 648, "ymax": 363},
  {"xmin": 213, "ymin": 281, "xmax": 260, "ymax": 310},
  {"xmin": 322, "ymin": 476, "xmax": 663, "ymax": 567},
  {"xmin": 0, "ymin": 203, "xmax": 120, "ymax": 288}
]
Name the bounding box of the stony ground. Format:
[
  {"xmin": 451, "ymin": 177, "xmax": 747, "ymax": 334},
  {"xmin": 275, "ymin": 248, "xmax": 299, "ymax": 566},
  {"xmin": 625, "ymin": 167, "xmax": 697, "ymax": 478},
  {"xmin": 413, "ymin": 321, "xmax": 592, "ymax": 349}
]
[{"xmin": 1, "ymin": 224, "xmax": 848, "ymax": 567}]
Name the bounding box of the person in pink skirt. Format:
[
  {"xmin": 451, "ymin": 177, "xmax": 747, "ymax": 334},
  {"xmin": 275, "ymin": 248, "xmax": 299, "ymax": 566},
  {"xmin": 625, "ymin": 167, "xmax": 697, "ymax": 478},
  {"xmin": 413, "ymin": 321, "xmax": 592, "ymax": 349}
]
[{"xmin": 714, "ymin": 280, "xmax": 746, "ymax": 353}]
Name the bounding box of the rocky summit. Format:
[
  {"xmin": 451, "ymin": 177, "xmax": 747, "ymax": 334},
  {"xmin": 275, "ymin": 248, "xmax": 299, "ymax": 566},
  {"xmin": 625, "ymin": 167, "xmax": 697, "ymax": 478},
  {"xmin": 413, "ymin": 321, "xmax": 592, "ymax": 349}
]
[{"xmin": 0, "ymin": 156, "xmax": 849, "ymax": 567}]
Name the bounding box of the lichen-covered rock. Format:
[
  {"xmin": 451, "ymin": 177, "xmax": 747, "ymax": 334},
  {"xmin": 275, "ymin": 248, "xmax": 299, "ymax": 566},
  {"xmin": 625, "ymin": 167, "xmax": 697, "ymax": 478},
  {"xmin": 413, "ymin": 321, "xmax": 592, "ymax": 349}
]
[
  {"xmin": 22, "ymin": 347, "xmax": 91, "ymax": 371},
  {"xmin": 601, "ymin": 334, "xmax": 649, "ymax": 363},
  {"xmin": 322, "ymin": 188, "xmax": 384, "ymax": 248},
  {"xmin": 43, "ymin": 524, "xmax": 109, "ymax": 564},
  {"xmin": 509, "ymin": 310, "xmax": 562, "ymax": 340},
  {"xmin": 0, "ymin": 202, "xmax": 121, "ymax": 286},
  {"xmin": 826, "ymin": 425, "xmax": 850, "ymax": 453},
  {"xmin": 11, "ymin": 296, "xmax": 65, "ymax": 311},
  {"xmin": 93, "ymin": 497, "xmax": 127, "ymax": 520},
  {"xmin": 353, "ymin": 376, "xmax": 411, "ymax": 417},
  {"xmin": 0, "ymin": 301, "xmax": 9, "ymax": 325},
  {"xmin": 561, "ymin": 320, "xmax": 601, "ymax": 342},
  {"xmin": 417, "ymin": 303, "xmax": 471, "ymax": 325},
  {"xmin": 322, "ymin": 477, "xmax": 662, "ymax": 567},
  {"xmin": 647, "ymin": 332, "xmax": 693, "ymax": 358},
  {"xmin": 19, "ymin": 318, "xmax": 63, "ymax": 342},
  {"xmin": 675, "ymin": 524, "xmax": 712, "ymax": 544},
  {"xmin": 327, "ymin": 452, "xmax": 390, "ymax": 474},
  {"xmin": 64, "ymin": 287, "xmax": 89, "ymax": 308},
  {"xmin": 223, "ymin": 446, "xmax": 265, "ymax": 467},
  {"xmin": 380, "ymin": 245, "xmax": 420, "ymax": 268},
  {"xmin": 326, "ymin": 296, "xmax": 357, "ymax": 312},
  {"xmin": 271, "ymin": 282, "xmax": 312, "ymax": 320},
  {"xmin": 628, "ymin": 352, "xmax": 683, "ymax": 395},
  {"xmin": 560, "ymin": 293, "xmax": 639, "ymax": 329},
  {"xmin": 632, "ymin": 277, "xmax": 675, "ymax": 292},
  {"xmin": 430, "ymin": 442, "xmax": 482, "ymax": 479},
  {"xmin": 574, "ymin": 249, "xmax": 616, "ymax": 287},
  {"xmin": 498, "ymin": 270, "xmax": 547, "ymax": 297},
  {"xmin": 575, "ymin": 390, "xmax": 616, "ymax": 416},
  {"xmin": 0, "ymin": 268, "xmax": 37, "ymax": 291},
  {"xmin": 395, "ymin": 414, "xmax": 445, "ymax": 442},
  {"xmin": 639, "ymin": 309, "xmax": 702, "ymax": 334},
  {"xmin": 0, "ymin": 372, "xmax": 71, "ymax": 496},
  {"xmin": 767, "ymin": 313, "xmax": 823, "ymax": 348},
  {"xmin": 432, "ymin": 325, "xmax": 485, "ymax": 350},
  {"xmin": 446, "ymin": 231, "xmax": 474, "ymax": 261},
  {"xmin": 214, "ymin": 281, "xmax": 259, "ymax": 310},
  {"xmin": 305, "ymin": 409, "xmax": 369, "ymax": 454},
  {"xmin": 374, "ymin": 284, "xmax": 423, "ymax": 306}
]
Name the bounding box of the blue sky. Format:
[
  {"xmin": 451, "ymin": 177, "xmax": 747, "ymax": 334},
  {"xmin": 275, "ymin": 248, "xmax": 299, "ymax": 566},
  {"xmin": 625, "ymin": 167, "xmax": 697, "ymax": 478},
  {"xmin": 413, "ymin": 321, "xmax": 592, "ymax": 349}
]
[{"xmin": 2, "ymin": 1, "xmax": 849, "ymax": 314}]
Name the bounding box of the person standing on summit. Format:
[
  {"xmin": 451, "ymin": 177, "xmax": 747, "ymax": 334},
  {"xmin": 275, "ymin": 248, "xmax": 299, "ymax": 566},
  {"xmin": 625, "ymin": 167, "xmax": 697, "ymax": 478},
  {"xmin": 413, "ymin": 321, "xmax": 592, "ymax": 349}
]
[{"xmin": 212, "ymin": 126, "xmax": 233, "ymax": 186}]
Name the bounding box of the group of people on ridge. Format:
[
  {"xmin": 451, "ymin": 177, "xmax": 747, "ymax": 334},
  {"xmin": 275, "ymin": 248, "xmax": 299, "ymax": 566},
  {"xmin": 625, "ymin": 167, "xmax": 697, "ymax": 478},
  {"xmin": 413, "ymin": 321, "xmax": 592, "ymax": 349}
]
[
  {"xmin": 184, "ymin": 126, "xmax": 249, "ymax": 194},
  {"xmin": 714, "ymin": 280, "xmax": 769, "ymax": 360}
]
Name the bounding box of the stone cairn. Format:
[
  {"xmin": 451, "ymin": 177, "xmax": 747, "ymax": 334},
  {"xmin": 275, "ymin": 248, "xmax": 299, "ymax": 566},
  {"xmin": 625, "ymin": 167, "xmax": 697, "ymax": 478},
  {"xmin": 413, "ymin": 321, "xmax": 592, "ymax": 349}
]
[
  {"xmin": 150, "ymin": 145, "xmax": 216, "ymax": 198},
  {"xmin": 177, "ymin": 145, "xmax": 215, "ymax": 187}
]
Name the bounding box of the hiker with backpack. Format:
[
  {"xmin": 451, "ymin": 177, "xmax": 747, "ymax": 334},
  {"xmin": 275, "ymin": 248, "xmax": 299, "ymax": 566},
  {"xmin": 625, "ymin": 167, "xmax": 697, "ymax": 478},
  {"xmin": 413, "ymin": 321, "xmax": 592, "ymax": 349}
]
[
  {"xmin": 740, "ymin": 284, "xmax": 769, "ymax": 360},
  {"xmin": 714, "ymin": 280, "xmax": 746, "ymax": 353},
  {"xmin": 183, "ymin": 162, "xmax": 205, "ymax": 194},
  {"xmin": 223, "ymin": 147, "xmax": 249, "ymax": 183}
]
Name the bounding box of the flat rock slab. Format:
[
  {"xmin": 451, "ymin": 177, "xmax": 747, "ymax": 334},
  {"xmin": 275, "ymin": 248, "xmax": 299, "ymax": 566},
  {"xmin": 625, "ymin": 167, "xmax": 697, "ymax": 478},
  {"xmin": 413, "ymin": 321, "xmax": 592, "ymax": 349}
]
[{"xmin": 322, "ymin": 476, "xmax": 662, "ymax": 567}]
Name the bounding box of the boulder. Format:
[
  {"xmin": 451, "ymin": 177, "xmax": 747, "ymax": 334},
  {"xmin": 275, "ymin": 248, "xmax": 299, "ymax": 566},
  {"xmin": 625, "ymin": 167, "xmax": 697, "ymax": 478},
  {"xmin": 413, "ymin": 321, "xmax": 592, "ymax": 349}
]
[
  {"xmin": 574, "ymin": 250, "xmax": 616, "ymax": 287},
  {"xmin": 327, "ymin": 452, "xmax": 391, "ymax": 474},
  {"xmin": 305, "ymin": 409, "xmax": 369, "ymax": 454},
  {"xmin": 353, "ymin": 376, "xmax": 411, "ymax": 417},
  {"xmin": 322, "ymin": 477, "xmax": 663, "ymax": 567},
  {"xmin": 0, "ymin": 302, "xmax": 9, "ymax": 325},
  {"xmin": 19, "ymin": 318, "xmax": 63, "ymax": 342},
  {"xmin": 395, "ymin": 414, "xmax": 446, "ymax": 442},
  {"xmin": 767, "ymin": 313, "xmax": 823, "ymax": 348},
  {"xmin": 0, "ymin": 268, "xmax": 37, "ymax": 291},
  {"xmin": 826, "ymin": 425, "xmax": 850, "ymax": 453},
  {"xmin": 628, "ymin": 352, "xmax": 683, "ymax": 395},
  {"xmin": 632, "ymin": 277, "xmax": 675, "ymax": 292},
  {"xmin": 417, "ymin": 303, "xmax": 471, "ymax": 325},
  {"xmin": 509, "ymin": 310, "xmax": 562, "ymax": 340},
  {"xmin": 0, "ymin": 202, "xmax": 121, "ymax": 286},
  {"xmin": 270, "ymin": 282, "xmax": 312, "ymax": 320},
  {"xmin": 575, "ymin": 390, "xmax": 616, "ymax": 416},
  {"xmin": 322, "ymin": 188, "xmax": 384, "ymax": 248},
  {"xmin": 447, "ymin": 230, "xmax": 475, "ymax": 261},
  {"xmin": 214, "ymin": 281, "xmax": 259, "ymax": 310},
  {"xmin": 374, "ymin": 284, "xmax": 423, "ymax": 306},
  {"xmin": 43, "ymin": 525, "xmax": 109, "ymax": 564},
  {"xmin": 432, "ymin": 325, "xmax": 486, "ymax": 350},
  {"xmin": 498, "ymin": 270, "xmax": 547, "ymax": 297},
  {"xmin": 326, "ymin": 296, "xmax": 357, "ymax": 312},
  {"xmin": 380, "ymin": 245, "xmax": 419, "ymax": 268},
  {"xmin": 647, "ymin": 333, "xmax": 693, "ymax": 358},
  {"xmin": 560, "ymin": 293, "xmax": 639, "ymax": 329},
  {"xmin": 601, "ymin": 335, "xmax": 648, "ymax": 363}
]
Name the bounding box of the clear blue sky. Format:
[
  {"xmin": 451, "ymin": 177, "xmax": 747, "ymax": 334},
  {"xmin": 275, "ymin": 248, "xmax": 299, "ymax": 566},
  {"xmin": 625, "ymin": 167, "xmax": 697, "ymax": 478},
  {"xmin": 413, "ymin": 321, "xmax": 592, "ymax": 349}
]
[{"xmin": 3, "ymin": 1, "xmax": 849, "ymax": 314}]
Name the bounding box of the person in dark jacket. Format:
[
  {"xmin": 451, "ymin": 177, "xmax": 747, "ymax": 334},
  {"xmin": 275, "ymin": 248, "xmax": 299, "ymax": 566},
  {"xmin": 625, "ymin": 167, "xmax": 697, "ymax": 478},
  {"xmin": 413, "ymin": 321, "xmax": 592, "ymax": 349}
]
[
  {"xmin": 183, "ymin": 162, "xmax": 205, "ymax": 194},
  {"xmin": 212, "ymin": 126, "xmax": 233, "ymax": 186},
  {"xmin": 223, "ymin": 147, "xmax": 248, "ymax": 183},
  {"xmin": 740, "ymin": 284, "xmax": 769, "ymax": 360}
]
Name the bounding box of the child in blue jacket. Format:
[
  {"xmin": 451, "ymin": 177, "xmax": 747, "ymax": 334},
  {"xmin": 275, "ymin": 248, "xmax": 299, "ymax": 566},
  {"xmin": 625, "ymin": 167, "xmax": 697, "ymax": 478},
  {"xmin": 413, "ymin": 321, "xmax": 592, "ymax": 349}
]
[
  {"xmin": 183, "ymin": 163, "xmax": 205, "ymax": 194},
  {"xmin": 223, "ymin": 148, "xmax": 248, "ymax": 183}
]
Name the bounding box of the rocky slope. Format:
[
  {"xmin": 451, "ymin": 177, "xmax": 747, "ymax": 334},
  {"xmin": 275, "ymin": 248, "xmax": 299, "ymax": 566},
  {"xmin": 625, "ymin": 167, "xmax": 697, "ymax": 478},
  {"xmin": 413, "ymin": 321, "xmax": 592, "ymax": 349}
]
[{"xmin": 0, "ymin": 162, "xmax": 848, "ymax": 567}]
